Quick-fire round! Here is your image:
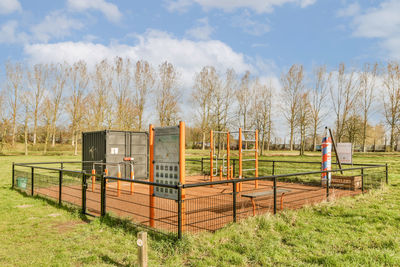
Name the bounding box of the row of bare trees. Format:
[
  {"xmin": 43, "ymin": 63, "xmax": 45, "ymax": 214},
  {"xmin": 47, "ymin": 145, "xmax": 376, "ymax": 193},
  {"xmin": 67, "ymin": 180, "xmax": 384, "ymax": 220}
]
[
  {"xmin": 0, "ymin": 58, "xmax": 181, "ymax": 155},
  {"xmin": 0, "ymin": 58, "xmax": 398, "ymax": 155},
  {"xmin": 280, "ymin": 62, "xmax": 400, "ymax": 153}
]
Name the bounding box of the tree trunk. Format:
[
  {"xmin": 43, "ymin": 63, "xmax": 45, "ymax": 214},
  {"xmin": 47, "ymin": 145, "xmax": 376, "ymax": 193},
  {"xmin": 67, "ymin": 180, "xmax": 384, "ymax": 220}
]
[
  {"xmin": 74, "ymin": 132, "xmax": 78, "ymax": 156},
  {"xmin": 24, "ymin": 119, "xmax": 28, "ymax": 156},
  {"xmin": 202, "ymin": 132, "xmax": 205, "ymax": 150}
]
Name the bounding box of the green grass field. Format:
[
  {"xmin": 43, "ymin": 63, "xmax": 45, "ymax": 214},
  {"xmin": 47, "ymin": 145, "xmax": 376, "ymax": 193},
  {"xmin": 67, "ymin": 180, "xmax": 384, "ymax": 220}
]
[{"xmin": 1, "ymin": 149, "xmax": 400, "ymax": 266}]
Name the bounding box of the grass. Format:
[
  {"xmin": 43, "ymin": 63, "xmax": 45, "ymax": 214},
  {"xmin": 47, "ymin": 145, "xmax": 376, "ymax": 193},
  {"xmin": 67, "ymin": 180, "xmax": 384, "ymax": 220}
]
[{"xmin": 1, "ymin": 148, "xmax": 400, "ymax": 266}]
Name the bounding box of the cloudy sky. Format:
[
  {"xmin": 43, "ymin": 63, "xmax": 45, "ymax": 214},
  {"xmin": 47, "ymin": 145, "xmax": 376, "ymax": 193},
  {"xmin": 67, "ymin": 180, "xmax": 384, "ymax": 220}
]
[
  {"xmin": 0, "ymin": 0, "xmax": 398, "ymax": 77},
  {"xmin": 0, "ymin": 0, "xmax": 398, "ymax": 134}
]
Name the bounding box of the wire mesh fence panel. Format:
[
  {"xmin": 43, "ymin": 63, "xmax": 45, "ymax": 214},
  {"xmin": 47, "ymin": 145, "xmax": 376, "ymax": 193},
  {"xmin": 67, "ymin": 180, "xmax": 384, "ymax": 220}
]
[
  {"xmin": 185, "ymin": 193, "xmax": 233, "ymax": 232},
  {"xmin": 186, "ymin": 159, "xmax": 203, "ymax": 176},
  {"xmin": 61, "ymin": 171, "xmax": 83, "ymax": 207},
  {"xmin": 33, "ymin": 168, "xmax": 60, "ymax": 201},
  {"xmin": 275, "ymin": 161, "xmax": 321, "ymax": 176},
  {"xmin": 257, "ymin": 161, "xmax": 274, "ymax": 176},
  {"xmin": 363, "ymin": 167, "xmax": 386, "ymax": 190},
  {"xmin": 13, "ymin": 168, "xmax": 32, "ymax": 194},
  {"xmin": 105, "ymin": 181, "xmax": 178, "ymax": 233},
  {"xmin": 84, "ymin": 173, "xmax": 101, "ymax": 215}
]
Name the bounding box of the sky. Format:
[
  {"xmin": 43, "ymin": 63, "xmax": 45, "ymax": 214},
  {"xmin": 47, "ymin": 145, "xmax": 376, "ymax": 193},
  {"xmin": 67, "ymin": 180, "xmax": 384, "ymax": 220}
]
[{"xmin": 0, "ymin": 0, "xmax": 398, "ymax": 136}]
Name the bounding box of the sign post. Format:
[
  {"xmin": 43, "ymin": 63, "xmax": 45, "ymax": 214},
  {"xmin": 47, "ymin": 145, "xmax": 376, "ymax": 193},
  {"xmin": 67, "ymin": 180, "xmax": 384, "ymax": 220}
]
[
  {"xmin": 336, "ymin": 143, "xmax": 353, "ymax": 164},
  {"xmin": 321, "ymin": 127, "xmax": 332, "ymax": 186}
]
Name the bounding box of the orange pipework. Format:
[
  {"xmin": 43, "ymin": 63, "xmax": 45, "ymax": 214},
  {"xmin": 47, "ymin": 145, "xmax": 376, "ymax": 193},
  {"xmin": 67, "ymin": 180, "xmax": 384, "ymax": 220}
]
[
  {"xmin": 219, "ymin": 166, "xmax": 223, "ymax": 181},
  {"xmin": 130, "ymin": 168, "xmax": 134, "ymax": 195},
  {"xmin": 105, "ymin": 168, "xmax": 108, "ymax": 189},
  {"xmin": 149, "ymin": 124, "xmax": 155, "ymax": 227},
  {"xmin": 117, "ymin": 165, "xmax": 121, "ymax": 197},
  {"xmin": 255, "ymin": 129, "xmax": 259, "ymax": 189},
  {"xmin": 91, "ymin": 168, "xmax": 96, "ymax": 192},
  {"xmin": 239, "ymin": 128, "xmax": 243, "ymax": 192},
  {"xmin": 210, "ymin": 130, "xmax": 213, "ymax": 186},
  {"xmin": 179, "ymin": 121, "xmax": 186, "ymax": 232},
  {"xmin": 227, "ymin": 132, "xmax": 230, "ymax": 181}
]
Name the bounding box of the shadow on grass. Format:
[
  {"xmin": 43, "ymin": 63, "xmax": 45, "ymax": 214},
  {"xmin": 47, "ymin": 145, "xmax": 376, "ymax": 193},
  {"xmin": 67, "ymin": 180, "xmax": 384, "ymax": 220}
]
[{"xmin": 10, "ymin": 186, "xmax": 179, "ymax": 243}]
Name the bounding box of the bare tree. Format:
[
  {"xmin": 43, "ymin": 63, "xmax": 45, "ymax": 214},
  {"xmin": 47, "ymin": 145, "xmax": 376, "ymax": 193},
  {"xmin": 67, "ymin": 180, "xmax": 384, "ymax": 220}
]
[
  {"xmin": 156, "ymin": 61, "xmax": 181, "ymax": 126},
  {"xmin": 382, "ymin": 62, "xmax": 400, "ymax": 151},
  {"xmin": 6, "ymin": 61, "xmax": 23, "ymax": 147},
  {"xmin": 27, "ymin": 64, "xmax": 48, "ymax": 145},
  {"xmin": 112, "ymin": 57, "xmax": 134, "ymax": 130},
  {"xmin": 236, "ymin": 71, "xmax": 252, "ymax": 130},
  {"xmin": 89, "ymin": 59, "xmax": 113, "ymax": 130},
  {"xmin": 281, "ymin": 64, "xmax": 304, "ymax": 150},
  {"xmin": 329, "ymin": 63, "xmax": 359, "ymax": 142},
  {"xmin": 20, "ymin": 92, "xmax": 31, "ymax": 155},
  {"xmin": 297, "ymin": 91, "xmax": 311, "ymax": 156},
  {"xmin": 251, "ymin": 79, "xmax": 273, "ymax": 155},
  {"xmin": 50, "ymin": 63, "xmax": 69, "ymax": 146},
  {"xmin": 0, "ymin": 91, "xmax": 9, "ymax": 152},
  {"xmin": 192, "ymin": 66, "xmax": 217, "ymax": 150},
  {"xmin": 134, "ymin": 60, "xmax": 155, "ymax": 131},
  {"xmin": 359, "ymin": 63, "xmax": 378, "ymax": 152},
  {"xmin": 310, "ymin": 65, "xmax": 329, "ymax": 151},
  {"xmin": 67, "ymin": 61, "xmax": 89, "ymax": 155}
]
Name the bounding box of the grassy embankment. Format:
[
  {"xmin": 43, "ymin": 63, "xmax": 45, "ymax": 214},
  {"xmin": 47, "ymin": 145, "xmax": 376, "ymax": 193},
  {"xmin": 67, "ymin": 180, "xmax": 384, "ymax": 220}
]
[{"xmin": 0, "ymin": 147, "xmax": 399, "ymax": 266}]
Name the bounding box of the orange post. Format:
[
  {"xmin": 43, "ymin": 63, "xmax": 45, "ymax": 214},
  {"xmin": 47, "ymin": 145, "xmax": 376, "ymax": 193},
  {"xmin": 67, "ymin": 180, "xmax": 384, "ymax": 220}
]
[
  {"xmin": 130, "ymin": 167, "xmax": 134, "ymax": 195},
  {"xmin": 255, "ymin": 129, "xmax": 259, "ymax": 189},
  {"xmin": 179, "ymin": 121, "xmax": 186, "ymax": 232},
  {"xmin": 239, "ymin": 128, "xmax": 243, "ymax": 192},
  {"xmin": 117, "ymin": 165, "xmax": 121, "ymax": 197},
  {"xmin": 105, "ymin": 168, "xmax": 108, "ymax": 189},
  {"xmin": 219, "ymin": 166, "xmax": 223, "ymax": 181},
  {"xmin": 149, "ymin": 124, "xmax": 155, "ymax": 227},
  {"xmin": 210, "ymin": 130, "xmax": 213, "ymax": 186},
  {"xmin": 91, "ymin": 168, "xmax": 96, "ymax": 192},
  {"xmin": 227, "ymin": 132, "xmax": 230, "ymax": 181}
]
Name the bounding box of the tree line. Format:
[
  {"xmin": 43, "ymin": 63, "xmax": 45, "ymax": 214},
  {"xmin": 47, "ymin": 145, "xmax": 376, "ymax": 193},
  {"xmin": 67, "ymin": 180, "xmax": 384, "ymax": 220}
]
[{"xmin": 0, "ymin": 58, "xmax": 398, "ymax": 155}]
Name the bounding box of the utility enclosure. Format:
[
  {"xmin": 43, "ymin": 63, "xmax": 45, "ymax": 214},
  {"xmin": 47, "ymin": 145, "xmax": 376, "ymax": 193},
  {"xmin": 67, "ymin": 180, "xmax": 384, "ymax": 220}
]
[{"xmin": 82, "ymin": 131, "xmax": 149, "ymax": 179}]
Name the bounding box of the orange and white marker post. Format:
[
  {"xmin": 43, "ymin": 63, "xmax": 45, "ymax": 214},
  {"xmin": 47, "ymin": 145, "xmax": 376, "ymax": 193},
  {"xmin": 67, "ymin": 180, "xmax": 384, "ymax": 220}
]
[
  {"xmin": 210, "ymin": 130, "xmax": 213, "ymax": 187},
  {"xmin": 238, "ymin": 128, "xmax": 243, "ymax": 192},
  {"xmin": 255, "ymin": 129, "xmax": 259, "ymax": 189}
]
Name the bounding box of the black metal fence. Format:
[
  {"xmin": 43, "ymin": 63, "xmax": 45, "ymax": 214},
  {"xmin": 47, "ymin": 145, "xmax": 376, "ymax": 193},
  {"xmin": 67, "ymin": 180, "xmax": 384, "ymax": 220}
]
[{"xmin": 12, "ymin": 159, "xmax": 388, "ymax": 239}]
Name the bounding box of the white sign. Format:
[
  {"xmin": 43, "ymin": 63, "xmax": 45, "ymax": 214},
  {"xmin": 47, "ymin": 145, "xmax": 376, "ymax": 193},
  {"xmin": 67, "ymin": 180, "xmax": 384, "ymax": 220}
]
[
  {"xmin": 110, "ymin": 147, "xmax": 118, "ymax": 154},
  {"xmin": 336, "ymin": 143, "xmax": 352, "ymax": 164}
]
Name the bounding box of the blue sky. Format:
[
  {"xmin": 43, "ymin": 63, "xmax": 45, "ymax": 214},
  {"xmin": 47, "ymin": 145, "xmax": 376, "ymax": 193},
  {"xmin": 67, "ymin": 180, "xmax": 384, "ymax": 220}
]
[{"xmin": 0, "ymin": 0, "xmax": 398, "ymax": 81}]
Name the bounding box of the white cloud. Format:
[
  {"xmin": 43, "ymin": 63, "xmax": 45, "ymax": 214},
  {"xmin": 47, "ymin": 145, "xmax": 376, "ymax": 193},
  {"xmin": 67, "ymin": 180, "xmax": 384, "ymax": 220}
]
[
  {"xmin": 350, "ymin": 0, "xmax": 400, "ymax": 59},
  {"xmin": 24, "ymin": 30, "xmax": 254, "ymax": 88},
  {"xmin": 67, "ymin": 0, "xmax": 122, "ymax": 22},
  {"xmin": 232, "ymin": 10, "xmax": 270, "ymax": 36},
  {"xmin": 185, "ymin": 17, "xmax": 214, "ymax": 40},
  {"xmin": 0, "ymin": 0, "xmax": 21, "ymax": 14},
  {"xmin": 31, "ymin": 11, "xmax": 84, "ymax": 42},
  {"xmin": 0, "ymin": 20, "xmax": 28, "ymax": 44},
  {"xmin": 337, "ymin": 2, "xmax": 360, "ymax": 17},
  {"xmin": 166, "ymin": 0, "xmax": 317, "ymax": 13}
]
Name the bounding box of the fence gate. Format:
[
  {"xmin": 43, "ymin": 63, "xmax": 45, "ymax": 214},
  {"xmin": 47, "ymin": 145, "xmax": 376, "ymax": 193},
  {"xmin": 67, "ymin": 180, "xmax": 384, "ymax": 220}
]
[{"xmin": 82, "ymin": 172, "xmax": 102, "ymax": 216}]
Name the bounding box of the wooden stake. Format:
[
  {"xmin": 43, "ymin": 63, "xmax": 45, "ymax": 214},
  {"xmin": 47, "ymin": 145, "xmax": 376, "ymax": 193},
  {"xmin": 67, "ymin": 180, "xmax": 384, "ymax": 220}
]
[{"xmin": 137, "ymin": 231, "xmax": 148, "ymax": 267}]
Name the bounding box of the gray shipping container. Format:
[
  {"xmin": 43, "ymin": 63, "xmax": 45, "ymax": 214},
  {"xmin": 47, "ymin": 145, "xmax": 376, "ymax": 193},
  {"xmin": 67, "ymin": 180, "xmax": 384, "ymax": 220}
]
[{"xmin": 82, "ymin": 130, "xmax": 149, "ymax": 179}]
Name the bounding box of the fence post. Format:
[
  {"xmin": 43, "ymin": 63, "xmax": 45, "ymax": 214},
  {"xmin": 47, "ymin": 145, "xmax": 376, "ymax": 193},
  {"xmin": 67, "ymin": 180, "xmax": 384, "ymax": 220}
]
[
  {"xmin": 12, "ymin": 163, "xmax": 15, "ymax": 188},
  {"xmin": 201, "ymin": 158, "xmax": 204, "ymax": 174},
  {"xmin": 232, "ymin": 181, "xmax": 237, "ymax": 222},
  {"xmin": 82, "ymin": 172, "xmax": 87, "ymax": 215},
  {"xmin": 137, "ymin": 231, "xmax": 148, "ymax": 267},
  {"xmin": 177, "ymin": 183, "xmax": 182, "ymax": 239},
  {"xmin": 59, "ymin": 170, "xmax": 63, "ymax": 205},
  {"xmin": 361, "ymin": 168, "xmax": 364, "ymax": 193},
  {"xmin": 273, "ymin": 177, "xmax": 277, "ymax": 214},
  {"xmin": 100, "ymin": 172, "xmax": 106, "ymax": 217},
  {"xmin": 385, "ymin": 164, "xmax": 389, "ymax": 185},
  {"xmin": 272, "ymin": 161, "xmax": 275, "ymax": 176},
  {"xmin": 31, "ymin": 167, "xmax": 34, "ymax": 196}
]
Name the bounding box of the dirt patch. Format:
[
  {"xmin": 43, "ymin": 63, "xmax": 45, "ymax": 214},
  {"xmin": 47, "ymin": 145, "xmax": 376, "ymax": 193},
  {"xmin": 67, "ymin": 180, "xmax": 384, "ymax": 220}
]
[
  {"xmin": 54, "ymin": 221, "xmax": 87, "ymax": 233},
  {"xmin": 16, "ymin": 204, "xmax": 33, "ymax": 208}
]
